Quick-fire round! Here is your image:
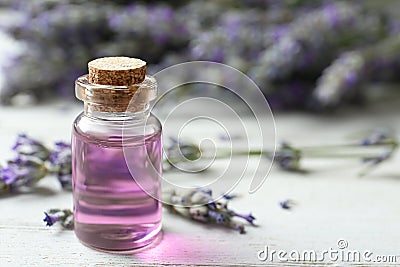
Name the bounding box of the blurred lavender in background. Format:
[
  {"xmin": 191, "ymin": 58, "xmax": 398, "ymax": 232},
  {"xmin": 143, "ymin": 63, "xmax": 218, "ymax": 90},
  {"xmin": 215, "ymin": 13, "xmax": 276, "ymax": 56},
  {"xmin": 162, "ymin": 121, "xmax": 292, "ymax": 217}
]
[{"xmin": 0, "ymin": 0, "xmax": 399, "ymax": 110}]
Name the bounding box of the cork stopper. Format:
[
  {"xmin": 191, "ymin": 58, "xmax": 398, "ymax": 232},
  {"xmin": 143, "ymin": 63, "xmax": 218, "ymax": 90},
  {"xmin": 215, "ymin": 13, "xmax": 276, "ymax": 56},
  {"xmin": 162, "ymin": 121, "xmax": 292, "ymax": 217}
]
[
  {"xmin": 75, "ymin": 57, "xmax": 157, "ymax": 113},
  {"xmin": 88, "ymin": 57, "xmax": 146, "ymax": 86}
]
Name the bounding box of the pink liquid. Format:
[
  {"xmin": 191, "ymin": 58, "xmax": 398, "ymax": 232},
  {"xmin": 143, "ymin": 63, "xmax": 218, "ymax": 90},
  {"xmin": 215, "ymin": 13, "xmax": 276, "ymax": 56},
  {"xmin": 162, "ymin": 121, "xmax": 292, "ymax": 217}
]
[{"xmin": 72, "ymin": 129, "xmax": 162, "ymax": 251}]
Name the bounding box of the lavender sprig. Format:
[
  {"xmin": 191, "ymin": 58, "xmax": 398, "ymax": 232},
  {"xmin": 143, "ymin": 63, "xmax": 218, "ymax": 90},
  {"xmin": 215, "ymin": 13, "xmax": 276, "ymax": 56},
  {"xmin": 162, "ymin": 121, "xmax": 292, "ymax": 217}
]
[
  {"xmin": 313, "ymin": 36, "xmax": 400, "ymax": 108},
  {"xmin": 163, "ymin": 189, "xmax": 255, "ymax": 234},
  {"xmin": 0, "ymin": 156, "xmax": 47, "ymax": 194},
  {"xmin": 164, "ymin": 137, "xmax": 202, "ymax": 171},
  {"xmin": 313, "ymin": 51, "xmax": 365, "ymax": 108},
  {"xmin": 251, "ymin": 2, "xmax": 386, "ymax": 84},
  {"xmin": 43, "ymin": 209, "xmax": 74, "ymax": 230},
  {"xmin": 0, "ymin": 134, "xmax": 72, "ymax": 194},
  {"xmin": 359, "ymin": 129, "xmax": 398, "ymax": 176},
  {"xmin": 12, "ymin": 134, "xmax": 50, "ymax": 161},
  {"xmin": 282, "ymin": 128, "xmax": 397, "ymax": 175},
  {"xmin": 163, "ymin": 128, "xmax": 397, "ymax": 175}
]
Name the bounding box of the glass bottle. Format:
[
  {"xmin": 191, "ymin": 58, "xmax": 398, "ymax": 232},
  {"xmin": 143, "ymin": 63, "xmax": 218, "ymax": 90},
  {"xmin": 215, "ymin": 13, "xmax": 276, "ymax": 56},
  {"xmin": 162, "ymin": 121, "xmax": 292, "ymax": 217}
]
[{"xmin": 71, "ymin": 58, "xmax": 162, "ymax": 252}]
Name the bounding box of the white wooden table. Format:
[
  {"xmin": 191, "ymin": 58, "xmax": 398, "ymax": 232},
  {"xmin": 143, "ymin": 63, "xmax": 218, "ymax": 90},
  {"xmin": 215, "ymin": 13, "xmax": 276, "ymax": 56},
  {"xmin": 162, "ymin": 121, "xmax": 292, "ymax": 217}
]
[{"xmin": 0, "ymin": 97, "xmax": 399, "ymax": 266}]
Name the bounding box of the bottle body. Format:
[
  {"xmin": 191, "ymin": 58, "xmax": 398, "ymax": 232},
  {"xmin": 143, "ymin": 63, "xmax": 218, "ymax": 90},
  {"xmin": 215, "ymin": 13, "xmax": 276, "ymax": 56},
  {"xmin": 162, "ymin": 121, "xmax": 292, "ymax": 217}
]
[{"xmin": 72, "ymin": 112, "xmax": 162, "ymax": 251}]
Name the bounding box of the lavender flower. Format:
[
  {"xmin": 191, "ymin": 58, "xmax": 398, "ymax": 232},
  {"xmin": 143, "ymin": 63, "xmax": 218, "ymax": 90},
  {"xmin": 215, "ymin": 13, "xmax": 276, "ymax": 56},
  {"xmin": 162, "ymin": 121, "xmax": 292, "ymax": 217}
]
[
  {"xmin": 228, "ymin": 211, "xmax": 256, "ymax": 225},
  {"xmin": 12, "ymin": 134, "xmax": 50, "ymax": 161},
  {"xmin": 49, "ymin": 142, "xmax": 72, "ymax": 190},
  {"xmin": 264, "ymin": 128, "xmax": 398, "ymax": 175},
  {"xmin": 42, "ymin": 209, "xmax": 74, "ymax": 230},
  {"xmin": 273, "ymin": 143, "xmax": 302, "ymax": 171},
  {"xmin": 360, "ymin": 128, "xmax": 396, "ymax": 146},
  {"xmin": 251, "ymin": 2, "xmax": 386, "ymax": 83},
  {"xmin": 279, "ymin": 199, "xmax": 295, "ymax": 210},
  {"xmin": 163, "ymin": 188, "xmax": 255, "ymax": 234},
  {"xmin": 1, "ymin": 1, "xmax": 189, "ymax": 103},
  {"xmin": 0, "ymin": 134, "xmax": 75, "ymax": 194},
  {"xmin": 164, "ymin": 138, "xmax": 202, "ymax": 170},
  {"xmin": 362, "ymin": 151, "xmax": 391, "ymax": 166},
  {"xmin": 222, "ymin": 193, "xmax": 238, "ymax": 200},
  {"xmin": 1, "ymin": 164, "xmax": 26, "ymax": 185},
  {"xmin": 313, "ymin": 36, "xmax": 400, "ymax": 108},
  {"xmin": 207, "ymin": 210, "xmax": 230, "ymax": 224},
  {"xmin": 43, "ymin": 212, "xmax": 59, "ymax": 227},
  {"xmin": 313, "ymin": 51, "xmax": 365, "ymax": 108},
  {"xmin": 358, "ymin": 128, "xmax": 398, "ymax": 176},
  {"xmin": 1, "ymin": 0, "xmax": 399, "ymax": 111},
  {"xmin": 0, "ymin": 156, "xmax": 47, "ymax": 193},
  {"xmin": 188, "ymin": 9, "xmax": 274, "ymax": 67},
  {"xmin": 263, "ymin": 81, "xmax": 314, "ymax": 110}
]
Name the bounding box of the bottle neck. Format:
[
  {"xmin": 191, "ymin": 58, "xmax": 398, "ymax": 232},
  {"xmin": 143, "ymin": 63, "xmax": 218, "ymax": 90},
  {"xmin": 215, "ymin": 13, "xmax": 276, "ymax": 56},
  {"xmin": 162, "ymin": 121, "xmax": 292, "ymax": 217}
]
[
  {"xmin": 84, "ymin": 102, "xmax": 151, "ymax": 121},
  {"xmin": 75, "ymin": 74, "xmax": 157, "ymax": 122}
]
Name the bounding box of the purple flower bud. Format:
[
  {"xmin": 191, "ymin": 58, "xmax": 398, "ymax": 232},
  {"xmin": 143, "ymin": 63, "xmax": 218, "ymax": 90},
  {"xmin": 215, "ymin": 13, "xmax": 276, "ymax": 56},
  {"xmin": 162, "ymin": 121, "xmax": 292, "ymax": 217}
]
[
  {"xmin": 12, "ymin": 134, "xmax": 50, "ymax": 161},
  {"xmin": 360, "ymin": 129, "xmax": 392, "ymax": 146},
  {"xmin": 279, "ymin": 199, "xmax": 295, "ymax": 210},
  {"xmin": 231, "ymin": 212, "xmax": 256, "ymax": 225},
  {"xmin": 43, "ymin": 212, "xmax": 60, "ymax": 227},
  {"xmin": 0, "ymin": 156, "xmax": 46, "ymax": 190},
  {"xmin": 49, "ymin": 142, "xmax": 71, "ymax": 165},
  {"xmin": 324, "ymin": 3, "xmax": 340, "ymax": 27},
  {"xmin": 158, "ymin": 187, "xmax": 255, "ymax": 233},
  {"xmin": 42, "ymin": 209, "xmax": 74, "ymax": 229},
  {"xmin": 208, "ymin": 210, "xmax": 229, "ymax": 224},
  {"xmin": 313, "ymin": 51, "xmax": 365, "ymax": 108},
  {"xmin": 222, "ymin": 193, "xmax": 237, "ymax": 200},
  {"xmin": 362, "ymin": 151, "xmax": 391, "ymax": 166},
  {"xmin": 0, "ymin": 165, "xmax": 26, "ymax": 185}
]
